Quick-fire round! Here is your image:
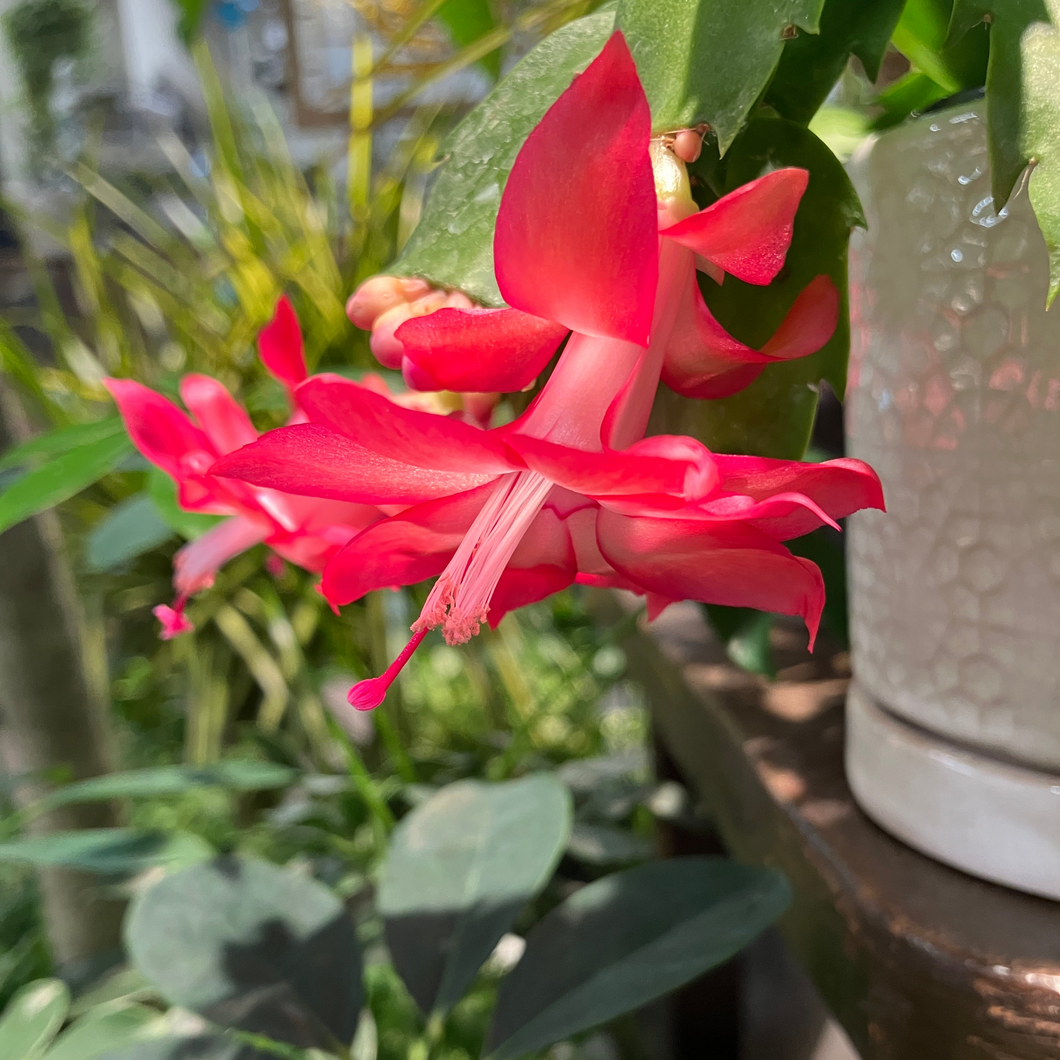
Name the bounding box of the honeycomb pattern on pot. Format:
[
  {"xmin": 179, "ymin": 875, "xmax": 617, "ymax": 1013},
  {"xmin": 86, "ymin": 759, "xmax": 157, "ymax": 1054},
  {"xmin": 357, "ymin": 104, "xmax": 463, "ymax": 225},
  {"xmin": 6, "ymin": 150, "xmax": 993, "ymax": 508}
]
[{"xmin": 846, "ymin": 105, "xmax": 1060, "ymax": 772}]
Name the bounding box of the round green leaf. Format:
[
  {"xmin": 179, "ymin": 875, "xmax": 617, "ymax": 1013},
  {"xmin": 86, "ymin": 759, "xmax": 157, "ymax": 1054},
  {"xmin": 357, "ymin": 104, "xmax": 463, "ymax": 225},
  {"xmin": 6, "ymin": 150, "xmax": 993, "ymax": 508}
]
[
  {"xmin": 566, "ymin": 824, "xmax": 653, "ymax": 866},
  {"xmin": 125, "ymin": 856, "xmax": 362, "ymax": 1050},
  {"xmin": 0, "ymin": 979, "xmax": 69, "ymax": 1060},
  {"xmin": 379, "ymin": 774, "xmax": 572, "ymax": 1016},
  {"xmin": 486, "ymin": 857, "xmax": 791, "ymax": 1059}
]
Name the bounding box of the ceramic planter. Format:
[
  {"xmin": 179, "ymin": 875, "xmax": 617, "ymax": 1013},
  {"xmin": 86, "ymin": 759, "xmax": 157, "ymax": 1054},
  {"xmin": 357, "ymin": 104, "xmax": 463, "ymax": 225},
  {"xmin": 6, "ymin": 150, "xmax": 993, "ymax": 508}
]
[{"xmin": 845, "ymin": 102, "xmax": 1060, "ymax": 899}]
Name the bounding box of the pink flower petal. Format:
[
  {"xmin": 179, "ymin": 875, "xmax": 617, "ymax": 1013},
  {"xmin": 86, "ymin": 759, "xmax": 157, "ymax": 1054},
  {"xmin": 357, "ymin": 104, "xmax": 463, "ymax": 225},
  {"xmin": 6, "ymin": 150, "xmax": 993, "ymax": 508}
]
[
  {"xmin": 211, "ymin": 423, "xmax": 498, "ymax": 505},
  {"xmin": 396, "ymin": 307, "xmax": 568, "ymax": 393},
  {"xmin": 322, "ymin": 484, "xmax": 493, "ymax": 606},
  {"xmin": 596, "ymin": 508, "xmax": 825, "ymax": 648},
  {"xmin": 258, "ymin": 296, "xmax": 307, "ymax": 389},
  {"xmin": 154, "ymin": 603, "xmax": 195, "ymax": 640},
  {"xmin": 508, "ymin": 434, "xmax": 717, "ymax": 502},
  {"xmin": 662, "ymin": 272, "xmax": 839, "ymax": 400},
  {"xmin": 661, "ymin": 168, "xmax": 809, "ymax": 285},
  {"xmin": 712, "ymin": 454, "xmax": 885, "ymax": 533},
  {"xmin": 494, "ymin": 31, "xmax": 657, "ymax": 344},
  {"xmin": 296, "ymin": 374, "xmax": 516, "ymax": 475},
  {"xmin": 179, "ymin": 374, "xmax": 258, "ymax": 455},
  {"xmin": 104, "ymin": 377, "xmax": 215, "ymax": 480},
  {"xmin": 172, "ymin": 514, "xmax": 271, "ymax": 596},
  {"xmin": 488, "ymin": 505, "xmax": 577, "ymax": 625}
]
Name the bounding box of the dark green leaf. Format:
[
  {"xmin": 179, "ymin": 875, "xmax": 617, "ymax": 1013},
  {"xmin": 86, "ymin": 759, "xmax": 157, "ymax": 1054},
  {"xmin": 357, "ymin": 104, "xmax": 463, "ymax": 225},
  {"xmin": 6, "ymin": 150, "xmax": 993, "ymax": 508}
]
[
  {"xmin": 379, "ymin": 775, "xmax": 571, "ymax": 1016},
  {"xmin": 37, "ymin": 761, "xmax": 299, "ymax": 813},
  {"xmin": 650, "ymin": 113, "xmax": 863, "ymax": 458},
  {"xmin": 147, "ymin": 468, "xmax": 224, "ymax": 539},
  {"xmin": 438, "ymin": 0, "xmax": 501, "ymax": 78},
  {"xmin": 0, "ymin": 979, "xmax": 69, "ymax": 1060},
  {"xmin": 85, "ymin": 494, "xmax": 175, "ymax": 573},
  {"xmin": 43, "ymin": 1004, "xmax": 159, "ymax": 1060},
  {"xmin": 616, "ymin": 0, "xmax": 825, "ymax": 150},
  {"xmin": 767, "ymin": 0, "xmax": 908, "ymax": 123},
  {"xmin": 125, "ymin": 856, "xmax": 362, "ymax": 1049},
  {"xmin": 486, "ymin": 858, "xmax": 790, "ymax": 1059},
  {"xmin": 0, "ymin": 431, "xmax": 133, "ymax": 533},
  {"xmin": 0, "ymin": 830, "xmax": 211, "ymax": 874},
  {"xmin": 0, "ymin": 417, "xmax": 125, "ymax": 471},
  {"xmin": 392, "ymin": 9, "xmax": 616, "ymax": 305}
]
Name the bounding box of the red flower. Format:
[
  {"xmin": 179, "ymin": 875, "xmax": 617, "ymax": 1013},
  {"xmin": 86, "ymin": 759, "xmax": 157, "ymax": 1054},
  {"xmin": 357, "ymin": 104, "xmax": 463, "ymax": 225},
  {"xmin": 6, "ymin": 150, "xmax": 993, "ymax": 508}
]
[
  {"xmin": 105, "ymin": 297, "xmax": 382, "ymax": 638},
  {"xmin": 348, "ymin": 34, "xmax": 838, "ymax": 402},
  {"xmin": 213, "ymin": 380, "xmax": 881, "ymax": 707},
  {"xmin": 212, "ymin": 35, "xmax": 883, "ymax": 708}
]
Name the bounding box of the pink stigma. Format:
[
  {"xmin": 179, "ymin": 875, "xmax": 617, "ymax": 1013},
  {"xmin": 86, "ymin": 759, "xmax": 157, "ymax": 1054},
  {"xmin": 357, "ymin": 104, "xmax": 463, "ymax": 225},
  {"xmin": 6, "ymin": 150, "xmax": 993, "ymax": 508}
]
[
  {"xmin": 347, "ymin": 627, "xmax": 428, "ymax": 711},
  {"xmin": 154, "ymin": 599, "xmax": 194, "ymax": 639}
]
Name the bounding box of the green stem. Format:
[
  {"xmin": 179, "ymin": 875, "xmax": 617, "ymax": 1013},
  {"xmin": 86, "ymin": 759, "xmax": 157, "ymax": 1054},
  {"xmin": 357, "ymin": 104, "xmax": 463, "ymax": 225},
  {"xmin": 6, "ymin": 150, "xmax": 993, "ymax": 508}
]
[{"xmin": 331, "ymin": 717, "xmax": 395, "ymax": 838}]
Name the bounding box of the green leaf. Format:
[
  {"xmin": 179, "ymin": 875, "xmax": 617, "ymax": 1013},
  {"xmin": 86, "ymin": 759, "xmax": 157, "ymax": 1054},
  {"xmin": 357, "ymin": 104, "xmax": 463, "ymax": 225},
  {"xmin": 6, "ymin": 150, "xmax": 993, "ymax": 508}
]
[
  {"xmin": 0, "ymin": 830, "xmax": 212, "ymax": 874},
  {"xmin": 85, "ymin": 495, "xmax": 175, "ymax": 573},
  {"xmin": 0, "ymin": 431, "xmax": 133, "ymax": 533},
  {"xmin": 654, "ymin": 112, "xmax": 863, "ymax": 458},
  {"xmin": 43, "ymin": 1004, "xmax": 159, "ymax": 1060},
  {"xmin": 766, "ymin": 0, "xmax": 908, "ymax": 123},
  {"xmin": 95, "ymin": 1039, "xmax": 241, "ymax": 1060},
  {"xmin": 485, "ymin": 858, "xmax": 790, "ymax": 1059},
  {"xmin": 566, "ymin": 823, "xmax": 653, "ymax": 865},
  {"xmin": 147, "ymin": 468, "xmax": 224, "ymax": 539},
  {"xmin": 871, "ymin": 71, "xmax": 951, "ymax": 130},
  {"xmin": 0, "ymin": 418, "xmax": 126, "ymax": 472},
  {"xmin": 945, "ymin": 1, "xmax": 1051, "ymax": 221},
  {"xmin": 378, "ymin": 775, "xmax": 571, "ymax": 1016},
  {"xmin": 1020, "ymin": 8, "xmax": 1060, "ymax": 305},
  {"xmin": 0, "ymin": 319, "xmax": 56, "ymax": 413},
  {"xmin": 125, "ymin": 856, "xmax": 363, "ymax": 1049},
  {"xmin": 438, "ymin": 0, "xmax": 501, "ymax": 78},
  {"xmin": 37, "ymin": 761, "xmax": 299, "ymax": 813},
  {"xmin": 0, "ymin": 979, "xmax": 69, "ymax": 1060},
  {"xmin": 894, "ymin": 0, "xmax": 989, "ymax": 94},
  {"xmin": 616, "ymin": 0, "xmax": 825, "ymax": 150},
  {"xmin": 392, "ymin": 9, "xmax": 616, "ymax": 305}
]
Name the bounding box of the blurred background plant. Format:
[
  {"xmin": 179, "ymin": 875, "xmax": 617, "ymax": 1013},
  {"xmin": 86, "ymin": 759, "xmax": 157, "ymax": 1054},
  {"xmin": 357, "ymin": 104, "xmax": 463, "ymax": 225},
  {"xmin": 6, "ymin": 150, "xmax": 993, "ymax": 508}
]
[{"xmin": 0, "ymin": 0, "xmax": 633, "ymax": 1013}]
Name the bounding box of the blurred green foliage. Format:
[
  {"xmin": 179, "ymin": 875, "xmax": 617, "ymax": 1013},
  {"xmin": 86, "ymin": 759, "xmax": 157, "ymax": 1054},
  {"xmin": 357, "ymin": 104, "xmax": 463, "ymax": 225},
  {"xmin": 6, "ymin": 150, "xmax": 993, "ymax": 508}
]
[{"xmin": 0, "ymin": 1, "xmax": 651, "ymax": 1022}]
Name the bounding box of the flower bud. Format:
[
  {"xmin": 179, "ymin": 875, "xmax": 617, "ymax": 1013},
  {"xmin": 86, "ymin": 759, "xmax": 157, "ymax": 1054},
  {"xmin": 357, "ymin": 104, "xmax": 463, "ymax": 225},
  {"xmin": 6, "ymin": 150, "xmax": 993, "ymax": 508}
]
[{"xmin": 673, "ymin": 129, "xmax": 703, "ymax": 164}]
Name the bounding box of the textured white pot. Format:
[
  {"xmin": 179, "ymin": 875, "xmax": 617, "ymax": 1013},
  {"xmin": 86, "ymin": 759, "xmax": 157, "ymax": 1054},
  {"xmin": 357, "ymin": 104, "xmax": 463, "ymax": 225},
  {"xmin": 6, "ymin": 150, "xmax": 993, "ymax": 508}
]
[{"xmin": 845, "ymin": 102, "xmax": 1060, "ymax": 899}]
